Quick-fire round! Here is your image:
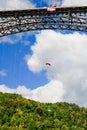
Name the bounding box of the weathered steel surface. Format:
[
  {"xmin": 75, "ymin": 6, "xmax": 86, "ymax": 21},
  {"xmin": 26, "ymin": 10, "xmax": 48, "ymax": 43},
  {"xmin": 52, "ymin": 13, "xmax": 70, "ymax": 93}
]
[{"xmin": 0, "ymin": 6, "xmax": 87, "ymax": 36}]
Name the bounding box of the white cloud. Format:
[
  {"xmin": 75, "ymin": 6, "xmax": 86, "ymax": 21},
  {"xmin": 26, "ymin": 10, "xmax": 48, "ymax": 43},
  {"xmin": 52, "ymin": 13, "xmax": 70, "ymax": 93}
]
[
  {"xmin": 0, "ymin": 84, "xmax": 16, "ymax": 93},
  {"xmin": 42, "ymin": 0, "xmax": 60, "ymax": 6},
  {"xmin": 62, "ymin": 0, "xmax": 87, "ymax": 7},
  {"xmin": 0, "ymin": 70, "xmax": 7, "ymax": 76},
  {"xmin": 0, "ymin": 0, "xmax": 35, "ymax": 43},
  {"xmin": 34, "ymin": 0, "xmax": 87, "ymax": 7},
  {"xmin": 25, "ymin": 30, "xmax": 87, "ymax": 107},
  {"xmin": 0, "ymin": 32, "xmax": 36, "ymax": 44},
  {"xmin": 1, "ymin": 30, "xmax": 87, "ymax": 107},
  {"xmin": 0, "ymin": 0, "xmax": 87, "ymax": 107},
  {"xmin": 0, "ymin": 80, "xmax": 65, "ymax": 103},
  {"xmin": 0, "ymin": 33, "xmax": 23, "ymax": 44},
  {"xmin": 31, "ymin": 80, "xmax": 65, "ymax": 102},
  {"xmin": 0, "ymin": 0, "xmax": 35, "ymax": 10}
]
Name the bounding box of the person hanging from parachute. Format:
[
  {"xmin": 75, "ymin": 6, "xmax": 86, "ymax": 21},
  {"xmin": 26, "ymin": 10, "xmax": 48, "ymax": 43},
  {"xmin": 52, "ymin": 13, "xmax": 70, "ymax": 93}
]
[{"xmin": 45, "ymin": 62, "xmax": 51, "ymax": 66}]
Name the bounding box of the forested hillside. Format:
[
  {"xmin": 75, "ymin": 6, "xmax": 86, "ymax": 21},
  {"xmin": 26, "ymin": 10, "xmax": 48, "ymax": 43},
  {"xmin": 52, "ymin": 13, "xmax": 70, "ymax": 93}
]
[{"xmin": 0, "ymin": 92, "xmax": 87, "ymax": 130}]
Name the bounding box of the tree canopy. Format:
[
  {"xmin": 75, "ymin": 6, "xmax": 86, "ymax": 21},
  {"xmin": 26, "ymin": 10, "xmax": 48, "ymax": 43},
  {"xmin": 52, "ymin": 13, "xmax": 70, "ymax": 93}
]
[{"xmin": 0, "ymin": 92, "xmax": 87, "ymax": 130}]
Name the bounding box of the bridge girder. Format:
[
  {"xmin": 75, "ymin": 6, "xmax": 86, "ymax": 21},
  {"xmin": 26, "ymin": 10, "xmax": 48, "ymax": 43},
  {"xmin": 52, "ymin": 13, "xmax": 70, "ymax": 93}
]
[{"xmin": 0, "ymin": 6, "xmax": 87, "ymax": 37}]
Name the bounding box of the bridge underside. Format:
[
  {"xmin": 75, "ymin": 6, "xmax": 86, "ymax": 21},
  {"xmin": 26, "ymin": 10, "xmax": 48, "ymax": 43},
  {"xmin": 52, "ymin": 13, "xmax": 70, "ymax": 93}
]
[{"xmin": 0, "ymin": 6, "xmax": 87, "ymax": 37}]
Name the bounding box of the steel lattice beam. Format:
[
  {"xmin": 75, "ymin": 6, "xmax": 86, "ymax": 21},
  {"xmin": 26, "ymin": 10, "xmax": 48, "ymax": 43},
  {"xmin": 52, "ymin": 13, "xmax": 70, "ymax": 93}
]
[{"xmin": 0, "ymin": 6, "xmax": 87, "ymax": 37}]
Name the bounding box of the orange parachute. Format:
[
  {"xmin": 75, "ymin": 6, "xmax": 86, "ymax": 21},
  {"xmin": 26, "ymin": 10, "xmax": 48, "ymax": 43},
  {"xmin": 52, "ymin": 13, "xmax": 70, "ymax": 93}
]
[{"xmin": 47, "ymin": 0, "xmax": 58, "ymax": 12}]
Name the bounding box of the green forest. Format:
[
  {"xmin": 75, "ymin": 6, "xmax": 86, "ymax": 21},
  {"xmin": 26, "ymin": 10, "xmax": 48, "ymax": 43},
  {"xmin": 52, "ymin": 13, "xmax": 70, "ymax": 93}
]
[{"xmin": 0, "ymin": 92, "xmax": 87, "ymax": 130}]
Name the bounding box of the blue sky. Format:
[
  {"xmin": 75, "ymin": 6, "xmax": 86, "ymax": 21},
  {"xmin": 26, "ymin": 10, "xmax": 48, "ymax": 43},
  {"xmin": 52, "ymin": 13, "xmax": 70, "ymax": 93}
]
[
  {"xmin": 0, "ymin": 32, "xmax": 48, "ymax": 89},
  {"xmin": 0, "ymin": 0, "xmax": 87, "ymax": 107}
]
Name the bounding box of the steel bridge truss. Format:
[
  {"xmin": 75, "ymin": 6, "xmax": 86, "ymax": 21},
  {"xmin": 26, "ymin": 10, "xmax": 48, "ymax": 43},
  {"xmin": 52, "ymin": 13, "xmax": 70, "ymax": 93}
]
[{"xmin": 0, "ymin": 6, "xmax": 87, "ymax": 37}]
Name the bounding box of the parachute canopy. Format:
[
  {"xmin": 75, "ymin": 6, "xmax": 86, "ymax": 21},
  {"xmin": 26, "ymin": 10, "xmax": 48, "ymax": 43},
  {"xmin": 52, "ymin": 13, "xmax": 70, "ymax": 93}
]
[
  {"xmin": 45, "ymin": 62, "xmax": 51, "ymax": 66},
  {"xmin": 47, "ymin": 7, "xmax": 56, "ymax": 12}
]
